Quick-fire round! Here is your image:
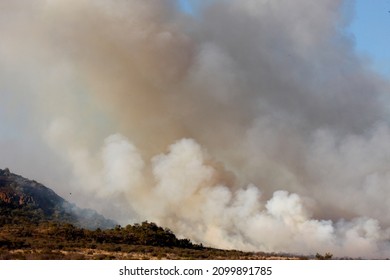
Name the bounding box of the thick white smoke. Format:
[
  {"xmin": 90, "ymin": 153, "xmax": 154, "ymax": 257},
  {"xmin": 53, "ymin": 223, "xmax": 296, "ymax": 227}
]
[{"xmin": 1, "ymin": 0, "xmax": 390, "ymax": 258}]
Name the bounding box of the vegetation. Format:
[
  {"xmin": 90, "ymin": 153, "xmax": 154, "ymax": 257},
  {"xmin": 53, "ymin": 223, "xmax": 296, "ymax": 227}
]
[
  {"xmin": 315, "ymin": 252, "xmax": 333, "ymax": 260},
  {"xmin": 0, "ymin": 221, "xmax": 307, "ymax": 260}
]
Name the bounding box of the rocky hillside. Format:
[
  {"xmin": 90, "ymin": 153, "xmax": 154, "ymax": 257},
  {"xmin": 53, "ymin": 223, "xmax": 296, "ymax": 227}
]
[{"xmin": 0, "ymin": 168, "xmax": 115, "ymax": 229}]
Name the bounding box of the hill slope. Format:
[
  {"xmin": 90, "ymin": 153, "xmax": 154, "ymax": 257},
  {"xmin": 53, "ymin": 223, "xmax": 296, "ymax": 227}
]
[{"xmin": 0, "ymin": 168, "xmax": 115, "ymax": 229}]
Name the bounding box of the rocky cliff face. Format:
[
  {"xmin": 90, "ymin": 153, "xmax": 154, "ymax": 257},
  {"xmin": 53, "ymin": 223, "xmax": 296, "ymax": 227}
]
[{"xmin": 0, "ymin": 168, "xmax": 116, "ymax": 229}]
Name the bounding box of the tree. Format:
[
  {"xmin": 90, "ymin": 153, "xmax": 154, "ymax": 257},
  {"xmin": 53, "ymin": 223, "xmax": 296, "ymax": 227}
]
[{"xmin": 315, "ymin": 252, "xmax": 333, "ymax": 260}]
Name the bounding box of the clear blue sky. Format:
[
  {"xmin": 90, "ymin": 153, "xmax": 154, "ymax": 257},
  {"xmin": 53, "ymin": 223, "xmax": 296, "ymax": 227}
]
[{"xmin": 178, "ymin": 0, "xmax": 390, "ymax": 78}]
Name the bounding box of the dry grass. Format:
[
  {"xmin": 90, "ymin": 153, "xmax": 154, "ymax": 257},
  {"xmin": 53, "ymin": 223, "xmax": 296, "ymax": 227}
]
[{"xmin": 2, "ymin": 248, "xmax": 304, "ymax": 260}]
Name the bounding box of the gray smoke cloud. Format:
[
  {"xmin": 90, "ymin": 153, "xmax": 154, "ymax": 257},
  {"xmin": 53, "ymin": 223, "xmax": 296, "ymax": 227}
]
[{"xmin": 1, "ymin": 0, "xmax": 390, "ymax": 258}]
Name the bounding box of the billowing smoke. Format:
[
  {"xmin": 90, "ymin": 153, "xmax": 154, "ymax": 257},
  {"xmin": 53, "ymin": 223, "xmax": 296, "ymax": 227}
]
[{"xmin": 1, "ymin": 0, "xmax": 390, "ymax": 258}]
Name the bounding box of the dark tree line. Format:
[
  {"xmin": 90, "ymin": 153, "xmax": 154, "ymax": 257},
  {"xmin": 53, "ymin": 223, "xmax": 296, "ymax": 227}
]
[{"xmin": 43, "ymin": 221, "xmax": 202, "ymax": 249}]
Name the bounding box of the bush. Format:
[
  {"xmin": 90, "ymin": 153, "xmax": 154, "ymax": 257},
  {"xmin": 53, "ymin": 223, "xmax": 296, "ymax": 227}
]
[{"xmin": 315, "ymin": 252, "xmax": 333, "ymax": 260}]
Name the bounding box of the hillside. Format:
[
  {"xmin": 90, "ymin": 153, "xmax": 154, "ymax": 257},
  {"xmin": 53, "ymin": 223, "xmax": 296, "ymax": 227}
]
[{"xmin": 0, "ymin": 168, "xmax": 115, "ymax": 229}]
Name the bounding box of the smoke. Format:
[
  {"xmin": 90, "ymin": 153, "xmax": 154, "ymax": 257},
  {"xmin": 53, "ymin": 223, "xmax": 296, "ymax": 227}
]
[{"xmin": 1, "ymin": 0, "xmax": 390, "ymax": 257}]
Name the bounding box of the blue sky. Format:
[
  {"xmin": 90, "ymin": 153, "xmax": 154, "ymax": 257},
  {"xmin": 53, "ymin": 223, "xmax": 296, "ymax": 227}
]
[
  {"xmin": 348, "ymin": 0, "xmax": 390, "ymax": 77},
  {"xmin": 177, "ymin": 0, "xmax": 193, "ymax": 14},
  {"xmin": 178, "ymin": 0, "xmax": 390, "ymax": 78}
]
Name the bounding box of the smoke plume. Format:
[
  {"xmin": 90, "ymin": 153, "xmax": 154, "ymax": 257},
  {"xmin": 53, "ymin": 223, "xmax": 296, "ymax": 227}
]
[{"xmin": 1, "ymin": 0, "xmax": 390, "ymax": 258}]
